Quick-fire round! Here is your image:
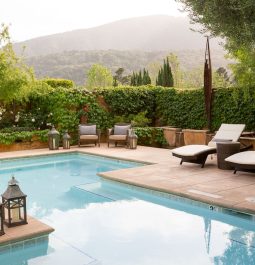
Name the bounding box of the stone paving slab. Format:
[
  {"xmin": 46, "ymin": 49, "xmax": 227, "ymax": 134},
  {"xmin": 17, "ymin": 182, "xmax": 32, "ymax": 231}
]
[{"xmin": 1, "ymin": 145, "xmax": 255, "ymax": 215}]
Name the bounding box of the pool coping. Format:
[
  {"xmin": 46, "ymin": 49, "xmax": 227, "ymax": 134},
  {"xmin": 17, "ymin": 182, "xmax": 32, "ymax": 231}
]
[{"xmin": 0, "ymin": 216, "xmax": 54, "ymax": 247}]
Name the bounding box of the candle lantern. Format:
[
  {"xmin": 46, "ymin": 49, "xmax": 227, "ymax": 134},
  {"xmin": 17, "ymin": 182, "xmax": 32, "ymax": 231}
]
[
  {"xmin": 0, "ymin": 204, "xmax": 4, "ymax": 236},
  {"xmin": 2, "ymin": 176, "xmax": 27, "ymax": 227},
  {"xmin": 63, "ymin": 131, "xmax": 71, "ymax": 149},
  {"xmin": 48, "ymin": 125, "xmax": 60, "ymax": 150}
]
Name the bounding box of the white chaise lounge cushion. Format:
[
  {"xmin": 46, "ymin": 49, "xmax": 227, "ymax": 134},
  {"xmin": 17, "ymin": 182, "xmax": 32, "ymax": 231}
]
[
  {"xmin": 208, "ymin": 124, "xmax": 245, "ymax": 147},
  {"xmin": 225, "ymin": 151, "xmax": 255, "ymax": 165},
  {"xmin": 172, "ymin": 145, "xmax": 216, "ymax": 157}
]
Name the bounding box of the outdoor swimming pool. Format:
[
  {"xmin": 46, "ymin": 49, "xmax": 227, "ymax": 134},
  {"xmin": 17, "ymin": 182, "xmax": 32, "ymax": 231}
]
[{"xmin": 0, "ymin": 152, "xmax": 255, "ymax": 265}]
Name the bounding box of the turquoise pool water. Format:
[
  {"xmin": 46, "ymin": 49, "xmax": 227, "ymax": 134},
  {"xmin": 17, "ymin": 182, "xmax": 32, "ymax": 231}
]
[{"xmin": 0, "ymin": 153, "xmax": 255, "ymax": 265}]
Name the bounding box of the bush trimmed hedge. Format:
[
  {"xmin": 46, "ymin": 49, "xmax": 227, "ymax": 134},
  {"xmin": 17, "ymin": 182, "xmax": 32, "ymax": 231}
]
[
  {"xmin": 43, "ymin": 78, "xmax": 74, "ymax": 88},
  {"xmin": 1, "ymin": 85, "xmax": 255, "ymax": 147}
]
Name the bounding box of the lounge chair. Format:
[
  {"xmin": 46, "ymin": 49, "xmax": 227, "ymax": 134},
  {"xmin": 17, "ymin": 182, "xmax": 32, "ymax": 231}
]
[
  {"xmin": 107, "ymin": 123, "xmax": 131, "ymax": 147},
  {"xmin": 225, "ymin": 151, "xmax": 255, "ymax": 174},
  {"xmin": 78, "ymin": 124, "xmax": 101, "ymax": 147},
  {"xmin": 171, "ymin": 124, "xmax": 245, "ymax": 168}
]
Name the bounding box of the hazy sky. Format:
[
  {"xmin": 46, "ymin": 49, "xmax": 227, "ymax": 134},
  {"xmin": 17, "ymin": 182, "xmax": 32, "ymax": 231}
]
[{"xmin": 0, "ymin": 0, "xmax": 186, "ymax": 42}]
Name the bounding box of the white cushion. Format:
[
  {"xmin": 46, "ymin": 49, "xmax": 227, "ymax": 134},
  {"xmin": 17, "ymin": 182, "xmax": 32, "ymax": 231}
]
[
  {"xmin": 172, "ymin": 145, "xmax": 216, "ymax": 157},
  {"xmin": 212, "ymin": 124, "xmax": 245, "ymax": 141},
  {"xmin": 225, "ymin": 151, "xmax": 255, "ymax": 165}
]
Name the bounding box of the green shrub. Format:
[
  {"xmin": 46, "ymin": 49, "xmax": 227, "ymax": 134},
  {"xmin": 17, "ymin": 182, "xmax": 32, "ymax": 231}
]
[
  {"xmin": 134, "ymin": 127, "xmax": 167, "ymax": 147},
  {"xmin": 0, "ymin": 130, "xmax": 48, "ymax": 145},
  {"xmin": 43, "ymin": 78, "xmax": 74, "ymax": 88}
]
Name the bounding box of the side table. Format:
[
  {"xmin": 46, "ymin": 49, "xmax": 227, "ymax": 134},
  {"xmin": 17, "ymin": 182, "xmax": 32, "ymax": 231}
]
[{"xmin": 216, "ymin": 142, "xmax": 240, "ymax": 170}]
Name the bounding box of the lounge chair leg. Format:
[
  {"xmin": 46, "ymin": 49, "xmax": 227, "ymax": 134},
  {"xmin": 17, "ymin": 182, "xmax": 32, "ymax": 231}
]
[
  {"xmin": 115, "ymin": 142, "xmax": 117, "ymax": 147},
  {"xmin": 180, "ymin": 159, "xmax": 183, "ymax": 165},
  {"xmin": 234, "ymin": 169, "xmax": 237, "ymax": 174}
]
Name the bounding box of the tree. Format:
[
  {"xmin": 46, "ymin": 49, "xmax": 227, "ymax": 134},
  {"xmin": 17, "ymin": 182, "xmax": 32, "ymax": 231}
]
[
  {"xmin": 156, "ymin": 58, "xmax": 174, "ymax": 87},
  {"xmin": 177, "ymin": 0, "xmax": 255, "ymax": 86},
  {"xmin": 130, "ymin": 68, "xmax": 151, "ymax": 86},
  {"xmin": 86, "ymin": 64, "xmax": 113, "ymax": 89},
  {"xmin": 0, "ymin": 24, "xmax": 34, "ymax": 103},
  {"xmin": 167, "ymin": 53, "xmax": 184, "ymax": 88},
  {"xmin": 177, "ymin": 0, "xmax": 255, "ymax": 49},
  {"xmin": 113, "ymin": 68, "xmax": 131, "ymax": 86}
]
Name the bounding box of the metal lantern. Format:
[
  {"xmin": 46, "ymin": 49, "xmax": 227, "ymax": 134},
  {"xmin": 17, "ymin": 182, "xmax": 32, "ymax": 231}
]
[
  {"xmin": 48, "ymin": 126, "xmax": 60, "ymax": 150},
  {"xmin": 129, "ymin": 130, "xmax": 138, "ymax": 149},
  {"xmin": 0, "ymin": 204, "xmax": 4, "ymax": 236},
  {"xmin": 63, "ymin": 131, "xmax": 71, "ymax": 149},
  {"xmin": 2, "ymin": 176, "xmax": 27, "ymax": 227}
]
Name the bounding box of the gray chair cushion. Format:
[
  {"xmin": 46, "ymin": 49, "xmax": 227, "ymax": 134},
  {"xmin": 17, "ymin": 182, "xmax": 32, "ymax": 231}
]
[
  {"xmin": 114, "ymin": 125, "xmax": 131, "ymax": 135},
  {"xmin": 79, "ymin": 125, "xmax": 96, "ymax": 135}
]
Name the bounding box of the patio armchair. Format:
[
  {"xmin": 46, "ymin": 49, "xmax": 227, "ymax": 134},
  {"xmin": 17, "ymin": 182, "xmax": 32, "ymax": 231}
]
[
  {"xmin": 78, "ymin": 124, "xmax": 101, "ymax": 147},
  {"xmin": 171, "ymin": 124, "xmax": 245, "ymax": 168},
  {"xmin": 107, "ymin": 123, "xmax": 131, "ymax": 147}
]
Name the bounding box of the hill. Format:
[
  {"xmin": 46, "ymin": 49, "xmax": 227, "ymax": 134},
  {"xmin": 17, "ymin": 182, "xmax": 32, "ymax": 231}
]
[
  {"xmin": 25, "ymin": 49, "xmax": 230, "ymax": 85},
  {"xmin": 14, "ymin": 15, "xmax": 223, "ymax": 57}
]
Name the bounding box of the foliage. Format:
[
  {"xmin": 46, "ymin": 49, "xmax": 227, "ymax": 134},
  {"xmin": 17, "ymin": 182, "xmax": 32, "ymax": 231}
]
[
  {"xmin": 43, "ymin": 78, "xmax": 74, "ymax": 88},
  {"xmin": 0, "ymin": 24, "xmax": 34, "ymax": 103},
  {"xmin": 113, "ymin": 68, "xmax": 131, "ymax": 86},
  {"xmin": 229, "ymin": 48, "xmax": 255, "ymax": 87},
  {"xmin": 86, "ymin": 64, "xmax": 113, "ymax": 89},
  {"xmin": 25, "ymin": 49, "xmax": 230, "ymax": 85},
  {"xmin": 156, "ymin": 86, "xmax": 255, "ymax": 131},
  {"xmin": 156, "ymin": 87, "xmax": 206, "ymax": 129},
  {"xmin": 27, "ymin": 87, "xmax": 112, "ymax": 135},
  {"xmin": 114, "ymin": 111, "xmax": 151, "ymax": 127},
  {"xmin": 156, "ymin": 57, "xmax": 174, "ymax": 87},
  {"xmin": 177, "ymin": 0, "xmax": 255, "ymax": 49},
  {"xmin": 2, "ymin": 85, "xmax": 255, "ymax": 146},
  {"xmin": 130, "ymin": 69, "xmax": 151, "ymax": 86},
  {"xmin": 134, "ymin": 127, "xmax": 167, "ymax": 147},
  {"xmin": 0, "ymin": 129, "xmax": 48, "ymax": 145},
  {"xmin": 177, "ymin": 0, "xmax": 255, "ymax": 87},
  {"xmin": 98, "ymin": 86, "xmax": 157, "ymax": 120}
]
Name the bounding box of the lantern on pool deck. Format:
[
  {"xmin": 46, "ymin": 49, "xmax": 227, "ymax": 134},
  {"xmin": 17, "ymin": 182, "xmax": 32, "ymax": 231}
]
[
  {"xmin": 63, "ymin": 130, "xmax": 71, "ymax": 149},
  {"xmin": 2, "ymin": 176, "xmax": 27, "ymax": 227},
  {"xmin": 48, "ymin": 125, "xmax": 60, "ymax": 150},
  {"xmin": 0, "ymin": 204, "xmax": 4, "ymax": 235}
]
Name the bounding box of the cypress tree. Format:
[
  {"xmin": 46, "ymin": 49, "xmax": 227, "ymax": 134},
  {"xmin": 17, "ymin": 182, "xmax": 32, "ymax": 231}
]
[
  {"xmin": 147, "ymin": 70, "xmax": 151, "ymax": 84},
  {"xmin": 138, "ymin": 70, "xmax": 142, "ymax": 85}
]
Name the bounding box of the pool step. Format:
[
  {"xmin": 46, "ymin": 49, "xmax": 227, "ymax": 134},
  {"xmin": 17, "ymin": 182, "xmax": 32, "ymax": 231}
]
[{"xmin": 73, "ymin": 182, "xmax": 133, "ymax": 201}]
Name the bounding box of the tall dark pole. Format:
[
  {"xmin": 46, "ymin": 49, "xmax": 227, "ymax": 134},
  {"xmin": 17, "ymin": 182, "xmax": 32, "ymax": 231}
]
[{"xmin": 204, "ymin": 36, "xmax": 213, "ymax": 131}]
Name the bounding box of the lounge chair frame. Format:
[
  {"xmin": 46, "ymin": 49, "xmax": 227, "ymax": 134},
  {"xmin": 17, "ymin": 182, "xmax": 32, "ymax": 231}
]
[{"xmin": 172, "ymin": 149, "xmax": 216, "ymax": 168}]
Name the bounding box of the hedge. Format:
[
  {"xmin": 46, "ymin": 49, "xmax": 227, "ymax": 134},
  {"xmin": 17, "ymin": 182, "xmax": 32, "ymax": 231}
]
[
  {"xmin": 1, "ymin": 85, "xmax": 255, "ymax": 139},
  {"xmin": 43, "ymin": 78, "xmax": 74, "ymax": 88}
]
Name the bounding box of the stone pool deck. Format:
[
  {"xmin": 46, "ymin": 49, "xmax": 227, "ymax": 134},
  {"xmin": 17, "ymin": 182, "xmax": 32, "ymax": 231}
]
[
  {"xmin": 1, "ymin": 145, "xmax": 255, "ymax": 215},
  {"xmin": 0, "ymin": 216, "xmax": 54, "ymax": 246}
]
